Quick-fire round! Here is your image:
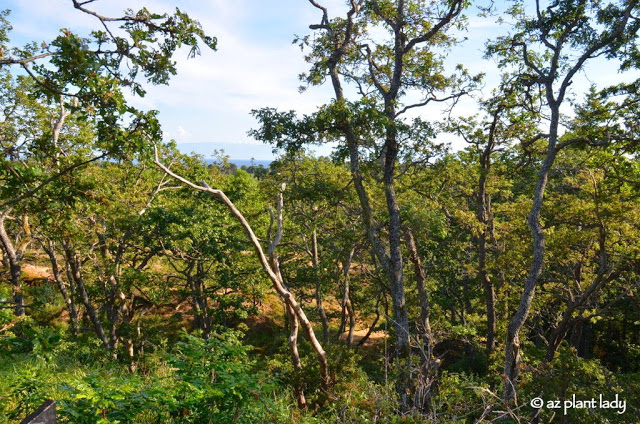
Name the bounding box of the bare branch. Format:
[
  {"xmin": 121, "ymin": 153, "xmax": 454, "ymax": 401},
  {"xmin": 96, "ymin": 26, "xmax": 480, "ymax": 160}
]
[{"xmin": 403, "ymin": 0, "xmax": 465, "ymax": 54}]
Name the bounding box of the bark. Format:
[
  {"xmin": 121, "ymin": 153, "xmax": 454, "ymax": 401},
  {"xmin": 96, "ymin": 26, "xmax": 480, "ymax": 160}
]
[
  {"xmin": 187, "ymin": 261, "xmax": 212, "ymax": 336},
  {"xmin": 126, "ymin": 338, "xmax": 136, "ymax": 373},
  {"xmin": 315, "ymin": 287, "xmax": 330, "ymax": 344},
  {"xmin": 338, "ymin": 248, "xmax": 355, "ymax": 341},
  {"xmin": 51, "ymin": 97, "xmax": 71, "ymax": 167},
  {"xmin": 0, "ymin": 211, "xmax": 29, "ymax": 316},
  {"xmin": 308, "ymin": 2, "xmax": 405, "ymax": 353},
  {"xmin": 63, "ymin": 241, "xmax": 110, "ymax": 349},
  {"xmin": 346, "ymin": 294, "xmax": 356, "ymax": 347},
  {"xmin": 478, "ymin": 233, "xmax": 496, "ymax": 354},
  {"xmin": 404, "ymin": 227, "xmax": 432, "ymax": 352},
  {"xmin": 502, "ymin": 1, "xmax": 636, "ymax": 403},
  {"xmin": 358, "ymin": 304, "xmax": 381, "ymax": 347},
  {"xmin": 324, "ymin": 13, "xmax": 410, "ymax": 357},
  {"xmin": 476, "ymin": 121, "xmax": 498, "ymax": 355},
  {"xmin": 287, "ymin": 303, "xmax": 306, "ymax": 408},
  {"xmin": 503, "ymin": 120, "xmax": 558, "ymax": 402},
  {"xmin": 382, "ymin": 122, "xmax": 410, "ymax": 356},
  {"xmin": 311, "ymin": 229, "xmax": 330, "ymax": 344},
  {"xmin": 94, "ymin": 225, "xmax": 126, "ymax": 353},
  {"xmin": 43, "ymin": 240, "xmax": 79, "ymax": 336},
  {"xmin": 155, "ymin": 158, "xmax": 330, "ymax": 390},
  {"xmin": 310, "ymin": 0, "xmax": 466, "ymax": 360}
]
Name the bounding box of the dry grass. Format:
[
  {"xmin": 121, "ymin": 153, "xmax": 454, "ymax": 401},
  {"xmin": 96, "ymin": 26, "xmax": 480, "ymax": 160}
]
[
  {"xmin": 22, "ymin": 263, "xmax": 52, "ymax": 284},
  {"xmin": 338, "ymin": 328, "xmax": 387, "ymax": 347}
]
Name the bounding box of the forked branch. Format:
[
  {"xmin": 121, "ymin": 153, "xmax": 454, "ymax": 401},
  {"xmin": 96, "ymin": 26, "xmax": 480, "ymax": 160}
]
[{"xmin": 153, "ymin": 145, "xmax": 330, "ymax": 391}]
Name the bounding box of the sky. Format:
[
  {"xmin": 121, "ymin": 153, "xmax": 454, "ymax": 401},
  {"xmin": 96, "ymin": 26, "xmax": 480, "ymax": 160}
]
[{"xmin": 3, "ymin": 1, "xmax": 637, "ymax": 160}]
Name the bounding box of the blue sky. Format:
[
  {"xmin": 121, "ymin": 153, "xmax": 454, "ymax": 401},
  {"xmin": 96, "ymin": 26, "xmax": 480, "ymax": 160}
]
[{"xmin": 3, "ymin": 1, "xmax": 637, "ymax": 160}]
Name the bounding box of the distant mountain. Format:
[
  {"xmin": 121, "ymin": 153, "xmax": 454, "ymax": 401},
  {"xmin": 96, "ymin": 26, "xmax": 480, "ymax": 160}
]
[
  {"xmin": 204, "ymin": 159, "xmax": 272, "ymax": 168},
  {"xmin": 176, "ymin": 142, "xmax": 275, "ymax": 161}
]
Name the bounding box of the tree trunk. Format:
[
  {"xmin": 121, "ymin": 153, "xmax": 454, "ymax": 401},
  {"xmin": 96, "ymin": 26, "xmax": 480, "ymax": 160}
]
[
  {"xmin": 475, "ymin": 119, "xmax": 499, "ymax": 356},
  {"xmin": 63, "ymin": 242, "xmax": 110, "ymax": 349},
  {"xmin": 404, "ymin": 227, "xmax": 432, "ymax": 352},
  {"xmin": 327, "ymin": 58, "xmax": 402, "ymax": 353},
  {"xmin": 43, "ymin": 240, "xmax": 79, "ymax": 336},
  {"xmin": 287, "ymin": 303, "xmax": 306, "ymax": 408},
  {"xmin": 0, "ymin": 211, "xmax": 26, "ymax": 316},
  {"xmin": 339, "ymin": 248, "xmax": 354, "ymax": 340},
  {"xmin": 126, "ymin": 338, "xmax": 136, "ymax": 373},
  {"xmin": 311, "ymin": 229, "xmax": 330, "ymax": 343},
  {"xmin": 187, "ymin": 261, "xmax": 211, "ymax": 336},
  {"xmin": 545, "ymin": 221, "xmax": 611, "ymax": 363},
  {"xmin": 503, "ymin": 109, "xmax": 559, "ymax": 403},
  {"xmin": 345, "ymin": 295, "xmax": 356, "ymax": 347},
  {"xmin": 358, "ymin": 304, "xmax": 381, "ymax": 346},
  {"xmin": 382, "ymin": 124, "xmax": 410, "ymax": 356},
  {"xmin": 478, "ymin": 233, "xmax": 496, "ymax": 355}
]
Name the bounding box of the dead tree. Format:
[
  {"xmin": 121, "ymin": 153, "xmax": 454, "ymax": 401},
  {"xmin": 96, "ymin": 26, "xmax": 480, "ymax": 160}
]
[{"xmin": 154, "ymin": 147, "xmax": 330, "ymax": 395}]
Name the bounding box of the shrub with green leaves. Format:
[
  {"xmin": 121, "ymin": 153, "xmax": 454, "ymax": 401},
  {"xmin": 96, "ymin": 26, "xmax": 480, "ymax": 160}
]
[{"xmin": 0, "ymin": 329, "xmax": 291, "ymax": 423}]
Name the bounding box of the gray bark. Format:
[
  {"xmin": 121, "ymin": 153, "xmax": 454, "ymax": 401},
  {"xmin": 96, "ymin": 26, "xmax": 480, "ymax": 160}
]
[
  {"xmin": 311, "ymin": 229, "xmax": 330, "ymax": 344},
  {"xmin": 63, "ymin": 241, "xmax": 110, "ymax": 349},
  {"xmin": 43, "ymin": 240, "xmax": 79, "ymax": 336},
  {"xmin": 286, "ymin": 303, "xmax": 306, "ymax": 408},
  {"xmin": 503, "ymin": 113, "xmax": 558, "ymax": 402},
  {"xmin": 476, "ymin": 118, "xmax": 498, "ymax": 355},
  {"xmin": 404, "ymin": 228, "xmax": 432, "ymax": 351},
  {"xmin": 501, "ymin": 2, "xmax": 636, "ymax": 403},
  {"xmin": 311, "ymin": 0, "xmax": 410, "ymax": 355},
  {"xmin": 0, "ymin": 211, "xmax": 28, "ymax": 316}
]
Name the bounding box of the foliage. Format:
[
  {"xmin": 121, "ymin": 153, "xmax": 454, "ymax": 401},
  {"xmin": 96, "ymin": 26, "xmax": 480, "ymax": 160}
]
[{"xmin": 2, "ymin": 0, "xmax": 640, "ymax": 423}]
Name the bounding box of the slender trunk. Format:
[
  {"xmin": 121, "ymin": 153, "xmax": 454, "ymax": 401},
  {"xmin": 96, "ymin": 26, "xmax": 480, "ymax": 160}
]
[
  {"xmin": 477, "ymin": 169, "xmax": 496, "ymax": 354},
  {"xmin": 545, "ymin": 273, "xmax": 612, "ymax": 362},
  {"xmin": 0, "ymin": 211, "xmax": 25, "ymax": 316},
  {"xmin": 108, "ymin": 301, "xmax": 119, "ymax": 353},
  {"xmin": 311, "ymin": 229, "xmax": 330, "ymax": 343},
  {"xmin": 96, "ymin": 227, "xmax": 127, "ymax": 355},
  {"xmin": 315, "ymin": 287, "xmax": 329, "ymax": 343},
  {"xmin": 476, "ymin": 122, "xmax": 498, "ymax": 355},
  {"xmin": 196, "ymin": 261, "xmax": 211, "ymax": 332},
  {"xmin": 383, "ymin": 122, "xmax": 410, "ymax": 356},
  {"xmin": 126, "ymin": 338, "xmax": 136, "ymax": 373},
  {"xmin": 346, "ymin": 294, "xmax": 356, "ymax": 347},
  {"xmin": 43, "ymin": 241, "xmax": 79, "ymax": 336},
  {"xmin": 63, "ymin": 242, "xmax": 110, "ymax": 349},
  {"xmin": 185, "ymin": 263, "xmax": 203, "ymax": 331},
  {"xmin": 325, "ymin": 31, "xmax": 408, "ymax": 356},
  {"xmin": 329, "ymin": 68, "xmax": 398, "ymax": 348},
  {"xmin": 546, "ymin": 318, "xmax": 572, "ymax": 362},
  {"xmin": 358, "ymin": 304, "xmax": 381, "ymax": 346},
  {"xmin": 287, "ymin": 303, "xmax": 306, "ymax": 408},
  {"xmin": 503, "ymin": 108, "xmax": 559, "ymax": 403},
  {"xmin": 404, "ymin": 228, "xmax": 432, "ymax": 353},
  {"xmin": 189, "ymin": 275, "xmax": 203, "ymax": 330},
  {"xmin": 339, "ymin": 248, "xmax": 354, "ymax": 339},
  {"xmin": 188, "ymin": 261, "xmax": 211, "ymax": 336},
  {"xmin": 478, "ymin": 233, "xmax": 496, "ymax": 355},
  {"xmin": 546, "ymin": 171, "xmax": 610, "ymax": 362},
  {"xmin": 136, "ymin": 320, "xmax": 144, "ymax": 355}
]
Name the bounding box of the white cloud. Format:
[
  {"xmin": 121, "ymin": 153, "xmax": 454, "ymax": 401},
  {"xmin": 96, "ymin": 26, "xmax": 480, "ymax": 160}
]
[{"xmin": 176, "ymin": 125, "xmax": 191, "ymax": 141}]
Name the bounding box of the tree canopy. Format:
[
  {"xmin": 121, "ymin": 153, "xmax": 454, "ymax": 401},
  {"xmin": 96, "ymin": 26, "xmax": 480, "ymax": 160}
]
[{"xmin": 1, "ymin": 1, "xmax": 640, "ymax": 423}]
